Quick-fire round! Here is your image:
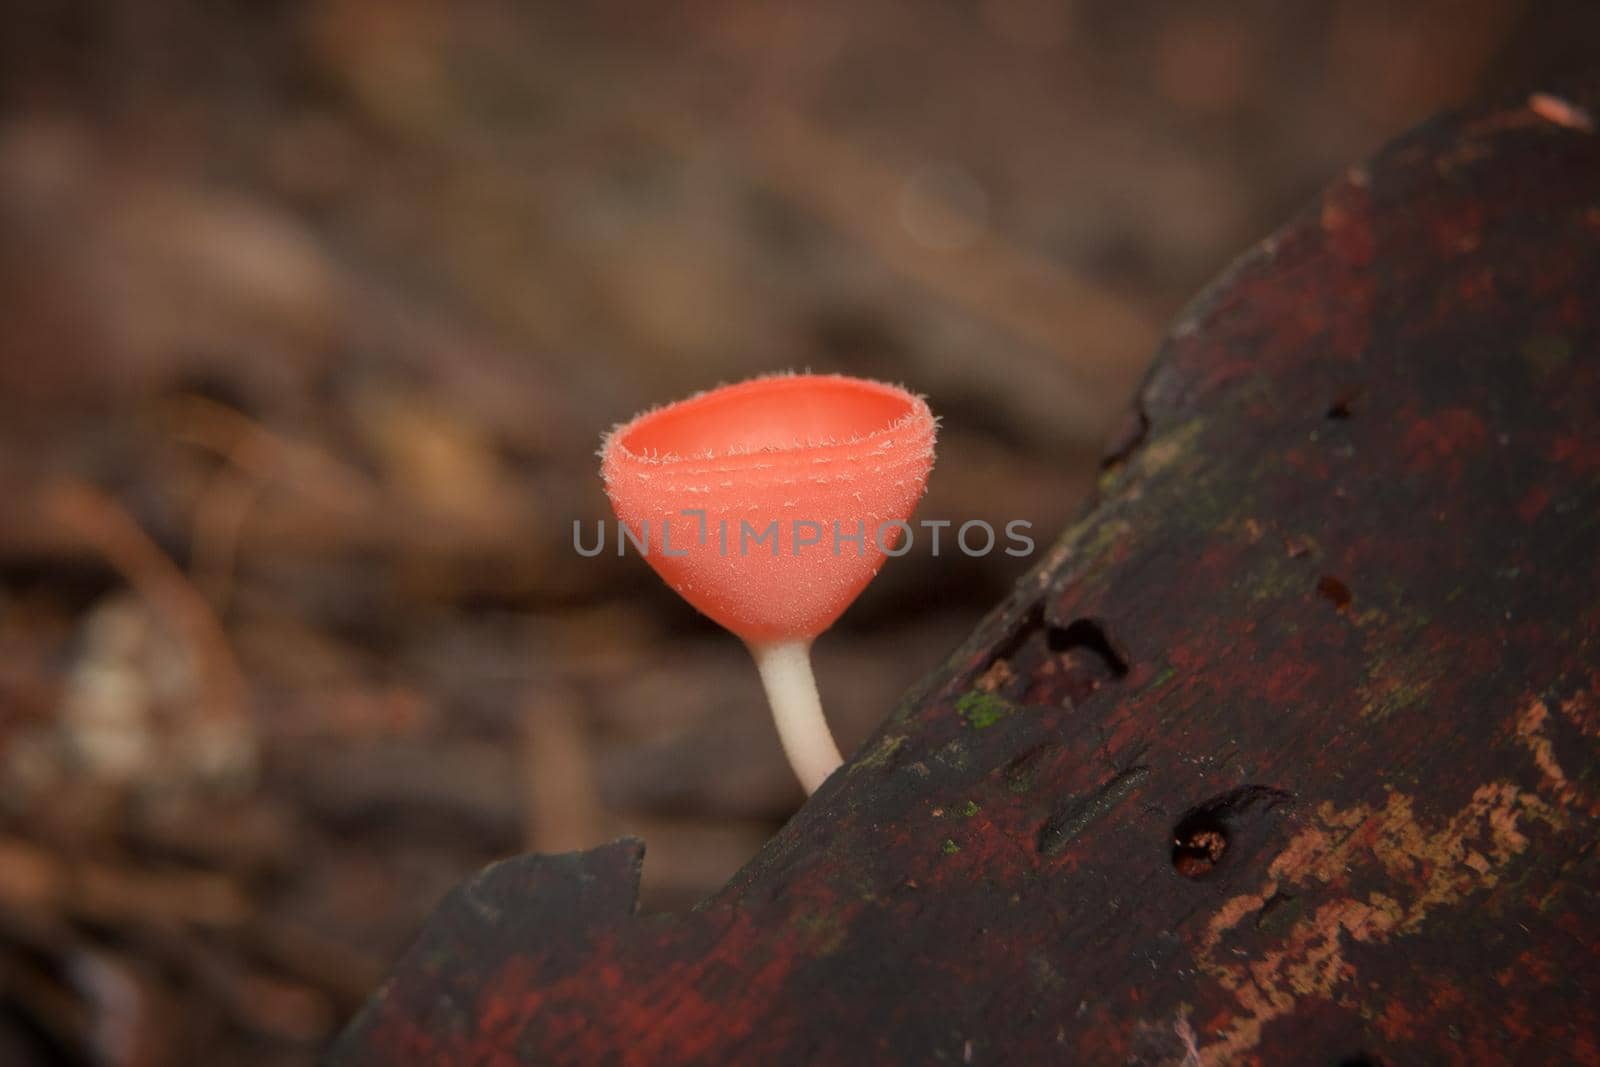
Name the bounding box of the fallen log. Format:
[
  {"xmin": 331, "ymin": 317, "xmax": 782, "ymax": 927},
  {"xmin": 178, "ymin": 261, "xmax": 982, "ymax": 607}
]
[{"xmin": 330, "ymin": 85, "xmax": 1600, "ymax": 1067}]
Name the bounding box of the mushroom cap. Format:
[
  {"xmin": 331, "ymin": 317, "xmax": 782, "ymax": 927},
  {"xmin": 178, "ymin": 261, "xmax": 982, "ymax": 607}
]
[{"xmin": 600, "ymin": 373, "xmax": 937, "ymax": 643}]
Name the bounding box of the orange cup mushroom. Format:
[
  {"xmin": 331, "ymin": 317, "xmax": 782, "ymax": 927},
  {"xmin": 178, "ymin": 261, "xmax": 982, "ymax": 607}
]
[{"xmin": 600, "ymin": 372, "xmax": 937, "ymax": 793}]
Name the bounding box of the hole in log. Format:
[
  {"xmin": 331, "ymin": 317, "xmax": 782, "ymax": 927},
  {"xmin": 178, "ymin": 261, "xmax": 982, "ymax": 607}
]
[
  {"xmin": 1171, "ymin": 820, "xmax": 1228, "ymax": 878},
  {"xmin": 1047, "ymin": 618, "xmax": 1130, "ymax": 678},
  {"xmin": 978, "ymin": 608, "xmax": 1130, "ymax": 707},
  {"xmin": 1171, "ymin": 785, "xmax": 1292, "ymax": 879},
  {"xmin": 1047, "ymin": 618, "xmax": 1131, "ymax": 705},
  {"xmin": 1316, "ymin": 575, "xmax": 1352, "ymax": 610}
]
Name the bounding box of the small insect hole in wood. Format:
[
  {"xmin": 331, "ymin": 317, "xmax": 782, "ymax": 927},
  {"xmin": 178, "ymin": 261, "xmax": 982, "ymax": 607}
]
[
  {"xmin": 1047, "ymin": 618, "xmax": 1130, "ymax": 677},
  {"xmin": 1045, "ymin": 618, "xmax": 1130, "ymax": 706},
  {"xmin": 1171, "ymin": 819, "xmax": 1228, "ymax": 878}
]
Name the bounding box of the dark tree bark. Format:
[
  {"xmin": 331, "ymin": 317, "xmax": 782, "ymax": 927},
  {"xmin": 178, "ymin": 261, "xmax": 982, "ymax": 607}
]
[{"xmin": 330, "ymin": 85, "xmax": 1600, "ymax": 1067}]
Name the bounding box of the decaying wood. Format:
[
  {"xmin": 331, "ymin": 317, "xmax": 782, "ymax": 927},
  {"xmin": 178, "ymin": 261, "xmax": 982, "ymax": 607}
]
[{"xmin": 330, "ymin": 87, "xmax": 1600, "ymax": 1066}]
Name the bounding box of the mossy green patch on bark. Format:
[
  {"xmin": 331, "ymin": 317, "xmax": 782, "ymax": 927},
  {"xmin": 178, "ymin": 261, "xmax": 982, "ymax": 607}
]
[
  {"xmin": 956, "ymin": 690, "xmax": 1015, "ymax": 729},
  {"xmin": 852, "ymin": 734, "xmax": 907, "ymax": 772}
]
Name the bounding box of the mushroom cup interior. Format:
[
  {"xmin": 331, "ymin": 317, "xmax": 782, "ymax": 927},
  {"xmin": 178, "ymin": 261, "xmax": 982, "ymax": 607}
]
[{"xmin": 618, "ymin": 376, "xmax": 918, "ymax": 458}]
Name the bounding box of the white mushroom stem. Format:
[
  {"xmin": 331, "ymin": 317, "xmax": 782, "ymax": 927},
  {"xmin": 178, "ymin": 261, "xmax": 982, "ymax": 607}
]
[{"xmin": 749, "ymin": 639, "xmax": 842, "ymax": 794}]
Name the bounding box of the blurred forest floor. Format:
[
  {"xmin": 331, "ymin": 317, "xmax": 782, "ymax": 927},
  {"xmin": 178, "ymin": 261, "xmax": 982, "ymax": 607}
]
[{"xmin": 0, "ymin": 1, "xmax": 1594, "ymax": 1063}]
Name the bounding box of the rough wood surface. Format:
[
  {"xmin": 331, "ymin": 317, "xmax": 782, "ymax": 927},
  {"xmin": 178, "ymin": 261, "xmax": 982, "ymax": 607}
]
[{"xmin": 330, "ymin": 87, "xmax": 1600, "ymax": 1067}]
